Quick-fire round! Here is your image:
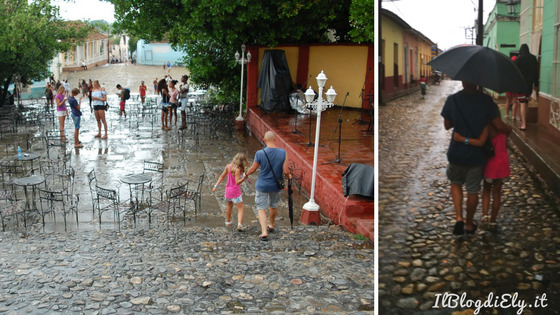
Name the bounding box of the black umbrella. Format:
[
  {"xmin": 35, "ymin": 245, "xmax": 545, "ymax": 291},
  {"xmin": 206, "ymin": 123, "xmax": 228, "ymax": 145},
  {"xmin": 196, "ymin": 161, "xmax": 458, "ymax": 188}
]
[
  {"xmin": 427, "ymin": 45, "xmax": 526, "ymax": 93},
  {"xmin": 288, "ymin": 178, "xmax": 294, "ymax": 229}
]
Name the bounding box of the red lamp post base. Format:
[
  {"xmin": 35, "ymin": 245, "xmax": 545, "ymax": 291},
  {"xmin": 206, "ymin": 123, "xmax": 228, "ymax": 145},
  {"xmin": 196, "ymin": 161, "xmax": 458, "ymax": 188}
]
[{"xmin": 300, "ymin": 209, "xmax": 321, "ymax": 226}]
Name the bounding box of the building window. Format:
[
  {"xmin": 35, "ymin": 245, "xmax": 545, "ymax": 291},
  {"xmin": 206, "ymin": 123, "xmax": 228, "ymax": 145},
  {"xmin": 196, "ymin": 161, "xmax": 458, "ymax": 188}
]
[{"xmin": 550, "ymin": 0, "xmax": 560, "ymax": 130}]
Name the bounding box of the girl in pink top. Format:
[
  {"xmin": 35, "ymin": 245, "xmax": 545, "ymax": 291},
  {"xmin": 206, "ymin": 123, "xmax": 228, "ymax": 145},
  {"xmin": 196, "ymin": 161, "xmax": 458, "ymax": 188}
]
[
  {"xmin": 55, "ymin": 86, "xmax": 68, "ymax": 141},
  {"xmin": 168, "ymin": 80, "xmax": 179, "ymax": 127},
  {"xmin": 481, "ymin": 123, "xmax": 510, "ymax": 231},
  {"xmin": 212, "ymin": 153, "xmax": 250, "ymax": 232}
]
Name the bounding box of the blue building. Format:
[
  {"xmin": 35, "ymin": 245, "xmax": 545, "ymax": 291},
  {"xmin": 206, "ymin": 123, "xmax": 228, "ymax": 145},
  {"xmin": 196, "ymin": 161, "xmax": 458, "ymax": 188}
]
[{"xmin": 135, "ymin": 40, "xmax": 186, "ymax": 66}]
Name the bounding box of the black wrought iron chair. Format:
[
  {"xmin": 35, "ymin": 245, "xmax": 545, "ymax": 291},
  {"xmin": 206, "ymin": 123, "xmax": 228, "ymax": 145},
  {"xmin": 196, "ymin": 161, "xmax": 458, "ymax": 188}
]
[
  {"xmin": 165, "ymin": 181, "xmax": 189, "ymax": 225},
  {"xmin": 184, "ymin": 174, "xmax": 204, "ymax": 216},
  {"xmin": 95, "ymin": 184, "xmax": 121, "ymax": 229}
]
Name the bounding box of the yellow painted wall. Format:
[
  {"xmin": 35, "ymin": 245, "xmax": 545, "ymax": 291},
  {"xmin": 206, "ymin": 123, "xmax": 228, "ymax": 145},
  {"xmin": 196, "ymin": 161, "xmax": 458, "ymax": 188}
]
[
  {"xmin": 381, "ymin": 16, "xmax": 403, "ymax": 78},
  {"xmin": 257, "ymin": 47, "xmax": 299, "ymax": 105},
  {"xmin": 308, "ymin": 46, "xmax": 369, "ymax": 108},
  {"xmin": 418, "ymin": 40, "xmax": 433, "ymax": 78}
]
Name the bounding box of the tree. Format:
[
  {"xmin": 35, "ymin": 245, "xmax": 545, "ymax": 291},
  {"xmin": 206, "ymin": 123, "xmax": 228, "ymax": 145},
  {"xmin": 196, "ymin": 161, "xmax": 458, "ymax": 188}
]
[
  {"xmin": 0, "ymin": 0, "xmax": 91, "ymax": 106},
  {"xmin": 109, "ymin": 0, "xmax": 353, "ymax": 104},
  {"xmin": 349, "ymin": 0, "xmax": 374, "ymax": 43},
  {"xmin": 128, "ymin": 36, "xmax": 138, "ymax": 59}
]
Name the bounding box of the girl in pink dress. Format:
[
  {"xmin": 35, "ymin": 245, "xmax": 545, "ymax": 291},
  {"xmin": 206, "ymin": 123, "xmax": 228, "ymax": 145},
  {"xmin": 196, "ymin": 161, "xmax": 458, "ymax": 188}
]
[{"xmin": 212, "ymin": 153, "xmax": 250, "ymax": 231}]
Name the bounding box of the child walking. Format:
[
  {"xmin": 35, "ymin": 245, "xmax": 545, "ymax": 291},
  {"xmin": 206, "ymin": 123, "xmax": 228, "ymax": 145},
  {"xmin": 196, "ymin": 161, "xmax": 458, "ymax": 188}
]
[
  {"xmin": 212, "ymin": 153, "xmax": 250, "ymax": 232},
  {"xmin": 481, "ymin": 123, "xmax": 510, "ymax": 231}
]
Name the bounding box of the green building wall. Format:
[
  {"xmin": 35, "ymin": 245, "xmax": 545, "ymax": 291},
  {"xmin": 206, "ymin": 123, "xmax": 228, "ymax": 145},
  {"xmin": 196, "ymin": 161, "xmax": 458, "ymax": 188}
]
[
  {"xmin": 483, "ymin": 2, "xmax": 520, "ymax": 58},
  {"xmin": 540, "ymin": 0, "xmax": 555, "ymax": 95}
]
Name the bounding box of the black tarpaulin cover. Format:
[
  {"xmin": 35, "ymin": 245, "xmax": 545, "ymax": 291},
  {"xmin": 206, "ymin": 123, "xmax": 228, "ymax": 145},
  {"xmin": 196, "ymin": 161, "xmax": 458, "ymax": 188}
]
[
  {"xmin": 342, "ymin": 163, "xmax": 374, "ymax": 198},
  {"xmin": 257, "ymin": 50, "xmax": 293, "ymax": 113}
]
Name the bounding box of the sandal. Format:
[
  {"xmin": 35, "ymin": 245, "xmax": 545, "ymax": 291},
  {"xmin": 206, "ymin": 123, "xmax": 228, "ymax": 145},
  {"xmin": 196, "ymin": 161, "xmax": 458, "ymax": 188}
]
[
  {"xmin": 466, "ymin": 222, "xmax": 478, "ymax": 235},
  {"xmin": 489, "ymin": 222, "xmax": 497, "ymax": 231},
  {"xmin": 259, "ymin": 235, "xmax": 268, "ymax": 241},
  {"xmin": 267, "ymin": 226, "xmax": 275, "ymax": 233},
  {"xmin": 453, "ymin": 220, "xmax": 464, "ymax": 235},
  {"xmin": 225, "ymin": 221, "xmax": 232, "ymax": 228},
  {"xmin": 481, "ymin": 215, "xmax": 490, "ymax": 223},
  {"xmin": 237, "ymin": 224, "xmax": 245, "ymax": 232}
]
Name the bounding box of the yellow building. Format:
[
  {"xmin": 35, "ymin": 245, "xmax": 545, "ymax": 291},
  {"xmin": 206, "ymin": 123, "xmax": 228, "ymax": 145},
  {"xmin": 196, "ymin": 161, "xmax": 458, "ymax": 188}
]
[{"xmin": 381, "ymin": 9, "xmax": 437, "ymax": 100}]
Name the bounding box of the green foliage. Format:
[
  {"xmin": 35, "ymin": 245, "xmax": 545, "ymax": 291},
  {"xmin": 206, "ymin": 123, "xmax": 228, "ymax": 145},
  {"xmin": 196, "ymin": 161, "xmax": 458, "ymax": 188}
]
[
  {"xmin": 349, "ymin": 0, "xmax": 374, "ymax": 43},
  {"xmin": 109, "ymin": 0, "xmax": 353, "ymax": 105},
  {"xmin": 353, "ymin": 234, "xmax": 368, "ymax": 241},
  {"xmin": 0, "ymin": 0, "xmax": 91, "ymax": 105}
]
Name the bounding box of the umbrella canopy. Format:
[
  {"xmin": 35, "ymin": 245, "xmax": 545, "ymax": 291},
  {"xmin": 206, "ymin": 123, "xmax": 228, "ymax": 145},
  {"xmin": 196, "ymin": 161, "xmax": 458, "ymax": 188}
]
[
  {"xmin": 288, "ymin": 178, "xmax": 294, "ymax": 229},
  {"xmin": 427, "ymin": 45, "xmax": 526, "ymax": 93}
]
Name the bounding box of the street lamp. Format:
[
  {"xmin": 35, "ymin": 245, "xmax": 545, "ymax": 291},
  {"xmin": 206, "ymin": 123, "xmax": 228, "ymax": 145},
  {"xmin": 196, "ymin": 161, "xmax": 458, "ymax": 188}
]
[
  {"xmin": 302, "ymin": 71, "xmax": 337, "ymax": 216},
  {"xmin": 234, "ymin": 44, "xmax": 252, "ymax": 121},
  {"xmin": 506, "ymin": 0, "xmax": 518, "ymax": 15}
]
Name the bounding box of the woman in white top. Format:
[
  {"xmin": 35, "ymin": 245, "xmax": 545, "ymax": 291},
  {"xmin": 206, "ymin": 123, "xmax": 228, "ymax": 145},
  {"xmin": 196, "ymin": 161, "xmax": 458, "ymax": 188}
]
[{"xmin": 91, "ymin": 80, "xmax": 108, "ymax": 139}]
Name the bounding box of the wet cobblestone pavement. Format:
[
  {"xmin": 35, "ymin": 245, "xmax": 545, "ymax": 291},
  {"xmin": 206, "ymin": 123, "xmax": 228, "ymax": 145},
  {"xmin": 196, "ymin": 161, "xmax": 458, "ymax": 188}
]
[
  {"xmin": 379, "ymin": 81, "xmax": 560, "ymax": 315},
  {"xmin": 0, "ymin": 65, "xmax": 374, "ymax": 314}
]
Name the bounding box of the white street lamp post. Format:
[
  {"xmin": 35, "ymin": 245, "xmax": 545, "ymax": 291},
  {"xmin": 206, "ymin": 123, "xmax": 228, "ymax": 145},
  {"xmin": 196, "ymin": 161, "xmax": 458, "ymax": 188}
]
[
  {"xmin": 302, "ymin": 71, "xmax": 337, "ymax": 212},
  {"xmin": 234, "ymin": 44, "xmax": 252, "ymax": 121}
]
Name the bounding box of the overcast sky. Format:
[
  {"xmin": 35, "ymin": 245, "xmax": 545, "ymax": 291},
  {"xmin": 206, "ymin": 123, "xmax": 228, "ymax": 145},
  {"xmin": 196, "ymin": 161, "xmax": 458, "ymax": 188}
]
[
  {"xmin": 52, "ymin": 0, "xmax": 116, "ymax": 23},
  {"xmin": 383, "ymin": 0, "xmax": 497, "ymax": 50}
]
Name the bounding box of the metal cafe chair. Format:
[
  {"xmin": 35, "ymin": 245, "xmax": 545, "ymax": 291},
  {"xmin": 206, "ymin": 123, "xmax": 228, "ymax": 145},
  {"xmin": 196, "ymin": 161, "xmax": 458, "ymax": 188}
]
[
  {"xmin": 0, "ymin": 202, "xmax": 25, "ymax": 232},
  {"xmin": 164, "ymin": 181, "xmax": 189, "ymax": 225},
  {"xmin": 142, "ymin": 160, "xmax": 164, "ymax": 201},
  {"xmin": 184, "ymin": 174, "xmax": 204, "ymax": 216},
  {"xmin": 88, "ymin": 169, "xmax": 121, "ymax": 220},
  {"xmin": 95, "ymin": 184, "xmax": 122, "ymax": 229}
]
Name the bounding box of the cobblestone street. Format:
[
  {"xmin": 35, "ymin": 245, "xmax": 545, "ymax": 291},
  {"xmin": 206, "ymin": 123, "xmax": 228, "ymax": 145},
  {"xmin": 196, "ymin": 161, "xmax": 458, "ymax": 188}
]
[
  {"xmin": 378, "ymin": 81, "xmax": 560, "ymax": 314},
  {"xmin": 0, "ymin": 64, "xmax": 374, "ymax": 314}
]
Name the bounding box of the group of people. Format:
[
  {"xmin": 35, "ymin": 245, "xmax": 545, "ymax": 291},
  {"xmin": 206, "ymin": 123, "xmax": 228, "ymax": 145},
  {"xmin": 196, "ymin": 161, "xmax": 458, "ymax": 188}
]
[
  {"xmin": 212, "ymin": 131, "xmax": 291, "ymax": 241},
  {"xmin": 505, "ymin": 44, "xmax": 539, "ymax": 131},
  {"xmin": 156, "ymin": 74, "xmax": 190, "ymax": 130},
  {"xmin": 47, "ymin": 78, "xmax": 110, "ymax": 147}
]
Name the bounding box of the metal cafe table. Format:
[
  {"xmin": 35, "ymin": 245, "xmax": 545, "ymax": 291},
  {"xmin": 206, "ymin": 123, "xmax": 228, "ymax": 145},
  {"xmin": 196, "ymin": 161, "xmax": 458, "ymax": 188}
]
[
  {"xmin": 13, "ymin": 174, "xmax": 45, "ymax": 228},
  {"xmin": 14, "ymin": 152, "xmax": 41, "ymax": 174},
  {"xmin": 120, "ymin": 174, "xmax": 152, "ymax": 220}
]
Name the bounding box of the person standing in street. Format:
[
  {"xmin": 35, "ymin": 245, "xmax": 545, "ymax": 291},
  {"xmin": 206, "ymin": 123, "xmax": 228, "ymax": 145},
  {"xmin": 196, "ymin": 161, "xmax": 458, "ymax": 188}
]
[
  {"xmin": 441, "ymin": 81, "xmax": 511, "ymax": 236},
  {"xmin": 245, "ymin": 131, "xmax": 292, "ymax": 241},
  {"xmin": 167, "ymin": 61, "xmax": 171, "ymax": 74},
  {"xmin": 92, "ymin": 80, "xmax": 108, "ymax": 139},
  {"xmin": 168, "ymin": 80, "xmax": 179, "ymax": 127},
  {"xmin": 68, "ymin": 88, "xmax": 83, "ymax": 148},
  {"xmin": 157, "ymin": 79, "xmax": 171, "ymax": 131},
  {"xmin": 55, "ymin": 86, "xmax": 69, "ymax": 142},
  {"xmin": 514, "ymin": 44, "xmax": 539, "ymax": 131},
  {"xmin": 139, "ymin": 81, "xmax": 147, "ymax": 105},
  {"xmin": 163, "ymin": 63, "xmax": 166, "ymax": 75},
  {"xmin": 178, "ymin": 75, "xmax": 190, "ymax": 130},
  {"xmin": 116, "ymin": 84, "xmax": 129, "ymax": 117},
  {"xmin": 45, "ymin": 84, "xmax": 54, "ymax": 108}
]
